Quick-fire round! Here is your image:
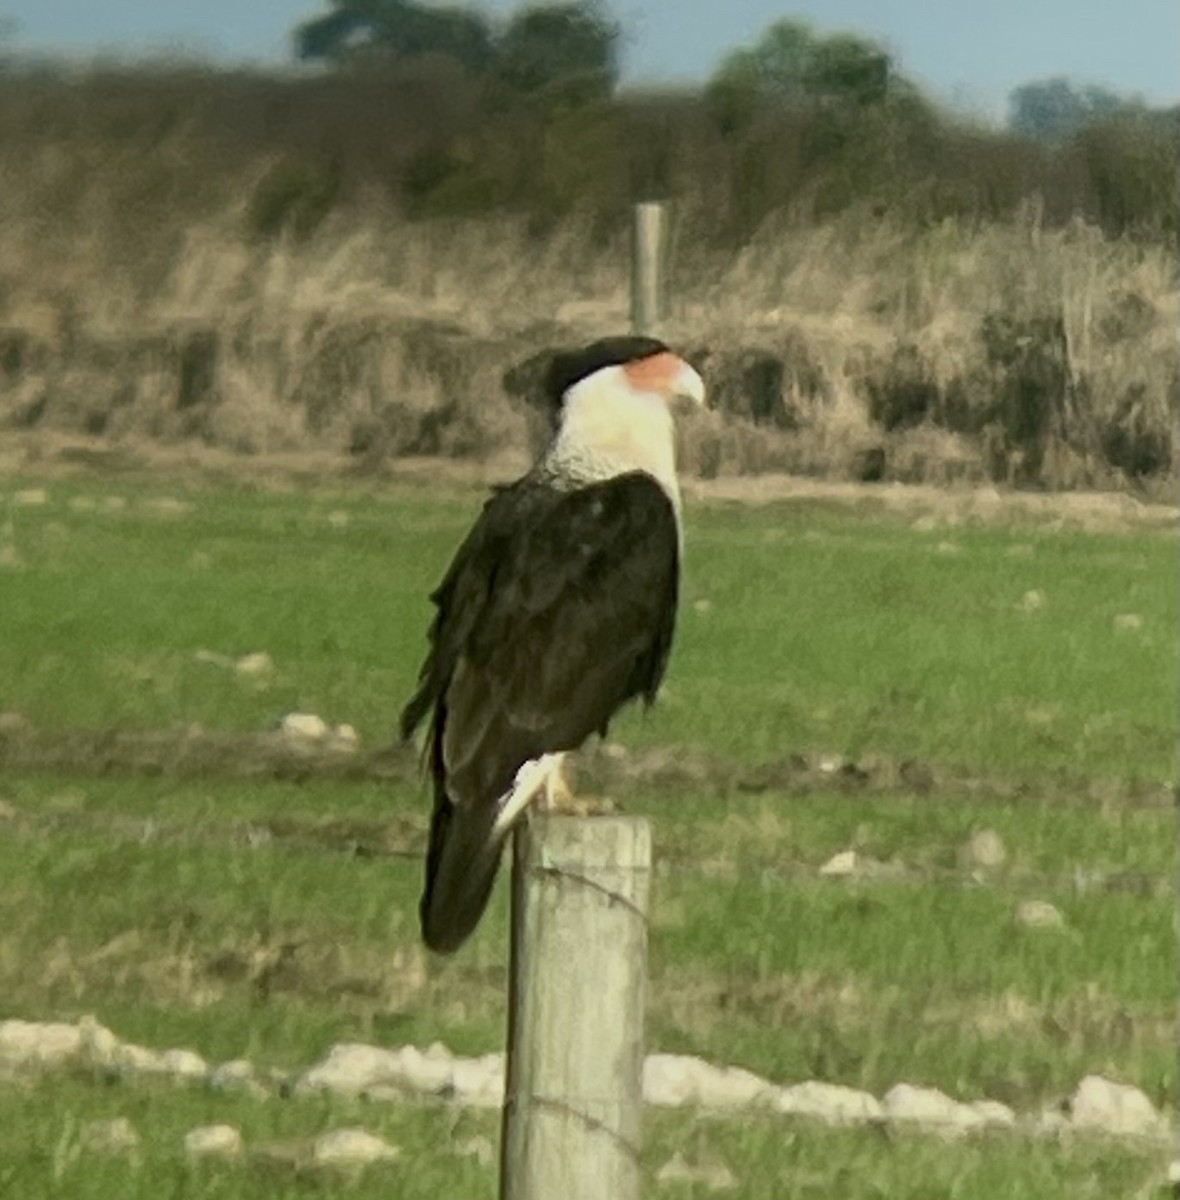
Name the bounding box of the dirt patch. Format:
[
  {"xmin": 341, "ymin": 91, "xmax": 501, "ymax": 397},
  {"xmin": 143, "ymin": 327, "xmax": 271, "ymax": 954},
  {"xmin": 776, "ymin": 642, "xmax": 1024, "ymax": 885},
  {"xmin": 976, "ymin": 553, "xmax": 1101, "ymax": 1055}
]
[
  {"xmin": 0, "ymin": 718, "xmax": 1173, "ymax": 811},
  {"xmin": 4, "ymin": 433, "xmax": 1173, "ymax": 532}
]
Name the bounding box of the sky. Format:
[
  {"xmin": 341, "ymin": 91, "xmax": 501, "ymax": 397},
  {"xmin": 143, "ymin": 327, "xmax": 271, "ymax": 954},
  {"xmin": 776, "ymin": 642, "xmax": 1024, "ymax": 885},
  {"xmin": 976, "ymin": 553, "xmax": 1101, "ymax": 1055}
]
[{"xmin": 2, "ymin": 0, "xmax": 1178, "ymax": 119}]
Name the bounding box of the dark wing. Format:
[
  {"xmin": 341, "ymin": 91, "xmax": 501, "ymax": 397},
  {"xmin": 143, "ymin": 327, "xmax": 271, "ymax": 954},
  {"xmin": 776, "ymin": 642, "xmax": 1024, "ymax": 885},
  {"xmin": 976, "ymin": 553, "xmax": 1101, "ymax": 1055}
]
[{"xmin": 400, "ymin": 470, "xmax": 680, "ymax": 952}]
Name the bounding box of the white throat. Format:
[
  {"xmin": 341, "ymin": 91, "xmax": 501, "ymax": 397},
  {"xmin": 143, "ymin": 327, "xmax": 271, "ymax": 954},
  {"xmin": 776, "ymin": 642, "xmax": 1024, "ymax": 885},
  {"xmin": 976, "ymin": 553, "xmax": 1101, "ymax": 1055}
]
[{"xmin": 541, "ymin": 366, "xmax": 681, "ymax": 508}]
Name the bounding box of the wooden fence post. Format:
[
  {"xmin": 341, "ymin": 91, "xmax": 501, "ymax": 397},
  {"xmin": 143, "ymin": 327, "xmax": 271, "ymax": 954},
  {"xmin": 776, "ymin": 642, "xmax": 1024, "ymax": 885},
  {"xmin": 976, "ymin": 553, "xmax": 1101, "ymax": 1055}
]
[
  {"xmin": 631, "ymin": 201, "xmax": 667, "ymax": 336},
  {"xmin": 500, "ymin": 813, "xmax": 651, "ymax": 1200}
]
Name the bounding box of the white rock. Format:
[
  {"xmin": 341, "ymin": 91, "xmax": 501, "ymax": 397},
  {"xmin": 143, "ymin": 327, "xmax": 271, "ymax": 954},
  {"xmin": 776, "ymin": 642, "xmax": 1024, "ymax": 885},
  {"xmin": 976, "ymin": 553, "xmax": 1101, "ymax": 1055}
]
[
  {"xmin": 209, "ymin": 1058, "xmax": 269, "ymax": 1098},
  {"xmin": 184, "ymin": 1124, "xmax": 244, "ymax": 1159},
  {"xmin": 235, "ymin": 652, "xmax": 274, "ymax": 677},
  {"xmin": 296, "ymin": 1042, "xmax": 472, "ymax": 1099},
  {"xmin": 1166, "ymin": 1159, "xmax": 1179, "ymax": 1185},
  {"xmin": 818, "ymin": 850, "xmax": 859, "ymax": 877},
  {"xmin": 162, "ymin": 1047, "xmax": 208, "ymax": 1080},
  {"xmin": 1113, "ymin": 613, "xmax": 1143, "ymax": 631},
  {"xmin": 77, "ymin": 1016, "xmax": 120, "ymax": 1068},
  {"xmin": 81, "ymin": 1117, "xmax": 140, "ymax": 1155},
  {"xmin": 970, "ymin": 1099, "xmax": 1017, "ymax": 1128},
  {"xmin": 13, "ymin": 488, "xmax": 48, "ymax": 507},
  {"xmin": 114, "ymin": 1042, "xmax": 170, "ymax": 1075},
  {"xmin": 1033, "ymin": 1107, "xmax": 1070, "ymax": 1137},
  {"xmin": 330, "ymin": 724, "xmax": 360, "ymax": 751},
  {"xmin": 772, "ymin": 1080, "xmax": 884, "ymax": 1124},
  {"xmin": 448, "ymin": 1052, "xmax": 506, "ymax": 1107},
  {"xmin": 280, "ymin": 712, "xmax": 329, "ymax": 742},
  {"xmin": 1015, "ymin": 900, "xmax": 1066, "ymax": 929},
  {"xmin": 1018, "ymin": 589, "xmax": 1046, "ymax": 613},
  {"xmin": 311, "ymin": 1128, "xmax": 399, "ymax": 1167},
  {"xmin": 961, "ymin": 829, "xmax": 1007, "ymax": 869},
  {"xmin": 1068, "ymin": 1075, "xmax": 1164, "ymax": 1137},
  {"xmin": 656, "ymin": 1152, "xmax": 737, "ymax": 1191},
  {"xmin": 817, "ymin": 849, "xmax": 899, "ymax": 880},
  {"xmin": 0, "ymin": 1019, "xmax": 83, "ymax": 1068},
  {"xmin": 643, "ymin": 1053, "xmax": 775, "ymax": 1109},
  {"xmin": 883, "ymin": 1083, "xmax": 985, "ymax": 1132}
]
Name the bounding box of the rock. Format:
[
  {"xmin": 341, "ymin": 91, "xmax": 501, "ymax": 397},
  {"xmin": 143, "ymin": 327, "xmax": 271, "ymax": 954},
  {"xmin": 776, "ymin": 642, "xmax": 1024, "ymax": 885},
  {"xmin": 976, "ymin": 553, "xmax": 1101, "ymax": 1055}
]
[
  {"xmin": 162, "ymin": 1047, "xmax": 208, "ymax": 1080},
  {"xmin": 77, "ymin": 1015, "xmax": 120, "ymax": 1068},
  {"xmin": 311, "ymin": 1128, "xmax": 399, "ymax": 1167},
  {"xmin": 0, "ymin": 1019, "xmax": 83, "ymax": 1068},
  {"xmin": 209, "ymin": 1058, "xmax": 266, "ymax": 1095},
  {"xmin": 1014, "ymin": 899, "xmax": 1066, "ymax": 929},
  {"xmin": 772, "ymin": 1080, "xmax": 883, "ymax": 1124},
  {"xmin": 235, "ymin": 652, "xmax": 274, "ymax": 677},
  {"xmin": 327, "ymin": 510, "xmax": 350, "ymax": 529},
  {"xmin": 656, "ymin": 1152, "xmax": 737, "ymax": 1191},
  {"xmin": 1032, "ymin": 1107, "xmax": 1070, "ymax": 1137},
  {"xmin": 1067, "ymin": 1075, "xmax": 1164, "ymax": 1137},
  {"xmin": 643, "ymin": 1053, "xmax": 775, "ymax": 1110},
  {"xmin": 817, "ymin": 849, "xmax": 901, "ymax": 881},
  {"xmin": 448, "ymin": 1052, "xmax": 506, "ymax": 1107},
  {"xmin": 1018, "ymin": 589, "xmax": 1046, "ymax": 613},
  {"xmin": 818, "ymin": 849, "xmax": 859, "ymax": 877},
  {"xmin": 279, "ymin": 712, "xmax": 329, "ymax": 743},
  {"xmin": 882, "ymin": 1083, "xmax": 986, "ymax": 1132},
  {"xmin": 1113, "ymin": 613, "xmax": 1143, "ymax": 631},
  {"xmin": 114, "ymin": 1042, "xmax": 170, "ymax": 1075},
  {"xmin": 13, "ymin": 488, "xmax": 48, "ymax": 507},
  {"xmin": 970, "ymin": 1099, "xmax": 1017, "ymax": 1128},
  {"xmin": 329, "ymin": 724, "xmax": 360, "ymax": 753},
  {"xmin": 960, "ymin": 829, "xmax": 1007, "ymax": 869},
  {"xmin": 295, "ymin": 1041, "xmax": 489, "ymax": 1100},
  {"xmin": 81, "ymin": 1117, "xmax": 140, "ymax": 1156},
  {"xmin": 1166, "ymin": 1159, "xmax": 1179, "ymax": 1185},
  {"xmin": 184, "ymin": 1124, "xmax": 244, "ymax": 1160}
]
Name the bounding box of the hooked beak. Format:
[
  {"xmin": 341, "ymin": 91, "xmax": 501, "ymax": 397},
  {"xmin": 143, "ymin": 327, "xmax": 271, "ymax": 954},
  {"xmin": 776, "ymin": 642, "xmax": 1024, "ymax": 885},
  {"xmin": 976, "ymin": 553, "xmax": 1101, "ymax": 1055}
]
[{"xmin": 670, "ymin": 359, "xmax": 707, "ymax": 408}]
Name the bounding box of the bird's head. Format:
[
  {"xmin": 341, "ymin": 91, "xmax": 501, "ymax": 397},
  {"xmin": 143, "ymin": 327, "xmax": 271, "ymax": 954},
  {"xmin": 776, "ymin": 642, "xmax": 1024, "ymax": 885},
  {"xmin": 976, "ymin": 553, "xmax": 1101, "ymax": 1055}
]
[
  {"xmin": 540, "ymin": 336, "xmax": 707, "ymax": 492},
  {"xmin": 546, "ymin": 335, "xmax": 706, "ymax": 416}
]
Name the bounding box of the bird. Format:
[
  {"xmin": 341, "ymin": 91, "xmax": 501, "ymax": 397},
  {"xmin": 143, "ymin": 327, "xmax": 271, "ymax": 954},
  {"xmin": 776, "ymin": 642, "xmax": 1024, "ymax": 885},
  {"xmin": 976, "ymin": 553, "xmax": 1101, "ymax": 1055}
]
[{"xmin": 400, "ymin": 335, "xmax": 707, "ymax": 954}]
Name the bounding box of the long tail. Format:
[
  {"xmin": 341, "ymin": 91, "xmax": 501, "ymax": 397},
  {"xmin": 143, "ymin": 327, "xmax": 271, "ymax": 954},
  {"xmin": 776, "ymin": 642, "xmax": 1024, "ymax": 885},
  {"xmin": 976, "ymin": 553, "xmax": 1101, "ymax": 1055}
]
[{"xmin": 419, "ymin": 788, "xmax": 508, "ymax": 954}]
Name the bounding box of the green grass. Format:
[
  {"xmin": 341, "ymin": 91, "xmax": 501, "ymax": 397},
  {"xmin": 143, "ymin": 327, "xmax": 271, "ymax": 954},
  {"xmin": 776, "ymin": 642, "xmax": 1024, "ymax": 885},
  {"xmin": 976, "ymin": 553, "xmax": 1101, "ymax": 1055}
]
[
  {"xmin": 1, "ymin": 1080, "xmax": 1172, "ymax": 1200},
  {"xmin": 2, "ymin": 479, "xmax": 1176, "ymax": 781},
  {"xmin": 0, "ymin": 473, "xmax": 1176, "ymax": 1197}
]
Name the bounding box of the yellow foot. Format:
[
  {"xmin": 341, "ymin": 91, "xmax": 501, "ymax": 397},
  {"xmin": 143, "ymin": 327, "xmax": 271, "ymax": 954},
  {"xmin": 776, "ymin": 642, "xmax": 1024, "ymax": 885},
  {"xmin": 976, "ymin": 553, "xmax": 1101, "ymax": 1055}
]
[{"xmin": 558, "ymin": 793, "xmax": 616, "ymax": 817}]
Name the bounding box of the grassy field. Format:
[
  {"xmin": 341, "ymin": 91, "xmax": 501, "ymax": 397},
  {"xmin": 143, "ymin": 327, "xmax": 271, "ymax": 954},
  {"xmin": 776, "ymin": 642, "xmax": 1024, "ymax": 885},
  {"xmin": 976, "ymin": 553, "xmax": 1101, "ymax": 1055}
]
[{"xmin": 0, "ymin": 468, "xmax": 1176, "ymax": 1197}]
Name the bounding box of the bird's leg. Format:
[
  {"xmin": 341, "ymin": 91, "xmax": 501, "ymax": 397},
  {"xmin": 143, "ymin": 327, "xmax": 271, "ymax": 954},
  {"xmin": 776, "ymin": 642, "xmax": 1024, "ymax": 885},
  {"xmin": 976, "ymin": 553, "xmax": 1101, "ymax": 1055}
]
[
  {"xmin": 539, "ymin": 752, "xmax": 574, "ymax": 812},
  {"xmin": 491, "ymin": 753, "xmax": 563, "ymax": 837},
  {"xmin": 539, "ymin": 753, "xmax": 614, "ymax": 817}
]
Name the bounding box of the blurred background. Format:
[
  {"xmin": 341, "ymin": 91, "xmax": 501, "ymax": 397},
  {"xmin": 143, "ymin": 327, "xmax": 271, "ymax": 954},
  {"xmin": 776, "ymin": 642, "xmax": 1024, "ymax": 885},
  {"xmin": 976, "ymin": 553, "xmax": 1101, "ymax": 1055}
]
[{"xmin": 0, "ymin": 0, "xmax": 1176, "ymax": 491}]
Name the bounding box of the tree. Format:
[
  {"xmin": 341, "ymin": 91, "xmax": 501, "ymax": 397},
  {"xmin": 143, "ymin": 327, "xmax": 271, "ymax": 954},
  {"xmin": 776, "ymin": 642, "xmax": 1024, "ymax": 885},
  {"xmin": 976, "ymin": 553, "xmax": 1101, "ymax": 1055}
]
[
  {"xmin": 494, "ymin": 1, "xmax": 620, "ymax": 96},
  {"xmin": 706, "ymin": 17, "xmax": 894, "ymax": 128},
  {"xmin": 1008, "ymin": 77, "xmax": 1134, "ymax": 141},
  {"xmin": 294, "ymin": 0, "xmax": 495, "ymax": 74}
]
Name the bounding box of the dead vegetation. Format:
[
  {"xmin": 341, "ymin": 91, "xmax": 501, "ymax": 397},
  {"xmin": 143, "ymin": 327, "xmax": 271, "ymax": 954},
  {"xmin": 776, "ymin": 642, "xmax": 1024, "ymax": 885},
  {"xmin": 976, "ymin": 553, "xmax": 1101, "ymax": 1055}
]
[{"xmin": 0, "ymin": 67, "xmax": 1175, "ymax": 493}]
